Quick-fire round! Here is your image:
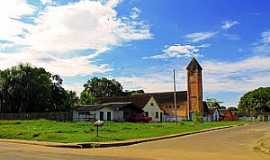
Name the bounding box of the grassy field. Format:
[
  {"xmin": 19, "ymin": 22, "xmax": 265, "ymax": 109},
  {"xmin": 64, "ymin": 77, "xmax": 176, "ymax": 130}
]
[{"xmin": 0, "ymin": 120, "xmax": 246, "ymax": 143}]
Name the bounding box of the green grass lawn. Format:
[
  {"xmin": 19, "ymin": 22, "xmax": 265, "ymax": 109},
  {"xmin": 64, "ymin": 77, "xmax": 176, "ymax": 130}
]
[{"xmin": 0, "ymin": 120, "xmax": 247, "ymax": 143}]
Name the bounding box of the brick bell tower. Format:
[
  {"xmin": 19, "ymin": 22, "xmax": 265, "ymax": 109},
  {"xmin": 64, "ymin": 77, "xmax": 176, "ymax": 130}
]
[{"xmin": 186, "ymin": 57, "xmax": 203, "ymax": 120}]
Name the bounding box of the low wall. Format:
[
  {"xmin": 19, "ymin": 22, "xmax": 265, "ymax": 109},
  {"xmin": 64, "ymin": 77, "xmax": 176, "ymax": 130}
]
[{"xmin": 0, "ymin": 112, "xmax": 72, "ymax": 121}]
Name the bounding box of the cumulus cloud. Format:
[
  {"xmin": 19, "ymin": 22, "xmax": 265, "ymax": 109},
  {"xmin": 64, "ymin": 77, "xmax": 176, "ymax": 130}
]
[
  {"xmin": 116, "ymin": 70, "xmax": 186, "ymax": 93},
  {"xmin": 63, "ymin": 83, "xmax": 84, "ymax": 94},
  {"xmin": 117, "ymin": 56, "xmax": 270, "ymax": 94},
  {"xmin": 0, "ymin": 0, "xmax": 152, "ymax": 77},
  {"xmin": 185, "ymin": 32, "xmax": 217, "ymax": 42},
  {"xmin": 221, "ymin": 20, "xmax": 239, "ymax": 30},
  {"xmin": 21, "ymin": 0, "xmax": 152, "ymax": 54},
  {"xmin": 203, "ymin": 56, "xmax": 270, "ymax": 92},
  {"xmin": 144, "ymin": 44, "xmax": 209, "ymax": 59},
  {"xmin": 130, "ymin": 7, "xmax": 141, "ymax": 19},
  {"xmin": 0, "ymin": 0, "xmax": 35, "ymax": 41},
  {"xmin": 0, "ymin": 51, "xmax": 111, "ymax": 77}
]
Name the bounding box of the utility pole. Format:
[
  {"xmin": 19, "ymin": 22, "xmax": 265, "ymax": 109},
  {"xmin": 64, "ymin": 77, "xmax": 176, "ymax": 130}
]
[{"xmin": 173, "ymin": 69, "xmax": 177, "ymax": 122}]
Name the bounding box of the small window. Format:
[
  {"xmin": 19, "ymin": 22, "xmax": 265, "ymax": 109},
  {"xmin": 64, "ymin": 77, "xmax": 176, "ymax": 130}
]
[
  {"xmin": 150, "ymin": 103, "xmax": 154, "ymax": 106},
  {"xmin": 145, "ymin": 112, "xmax": 149, "ymax": 117},
  {"xmin": 177, "ymin": 105, "xmax": 180, "ymax": 109},
  {"xmin": 155, "ymin": 112, "xmax": 159, "ymax": 118}
]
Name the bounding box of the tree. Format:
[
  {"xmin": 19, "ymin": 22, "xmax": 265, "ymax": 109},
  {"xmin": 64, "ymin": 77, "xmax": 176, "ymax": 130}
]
[
  {"xmin": 0, "ymin": 64, "xmax": 77, "ymax": 113},
  {"xmin": 238, "ymin": 87, "xmax": 270, "ymax": 115},
  {"xmin": 82, "ymin": 77, "xmax": 124, "ymax": 97},
  {"xmin": 206, "ymin": 98, "xmax": 223, "ymax": 108},
  {"xmin": 80, "ymin": 90, "xmax": 96, "ymax": 105},
  {"xmin": 123, "ymin": 89, "xmax": 144, "ymax": 96},
  {"xmin": 80, "ymin": 77, "xmax": 145, "ymax": 105}
]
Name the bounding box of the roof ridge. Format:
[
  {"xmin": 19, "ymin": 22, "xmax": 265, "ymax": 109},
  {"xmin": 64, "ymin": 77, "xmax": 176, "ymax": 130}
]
[{"xmin": 145, "ymin": 91, "xmax": 187, "ymax": 94}]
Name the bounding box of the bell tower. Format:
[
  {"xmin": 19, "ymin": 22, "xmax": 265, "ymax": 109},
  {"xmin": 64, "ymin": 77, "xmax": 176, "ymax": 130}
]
[{"xmin": 186, "ymin": 57, "xmax": 203, "ymax": 119}]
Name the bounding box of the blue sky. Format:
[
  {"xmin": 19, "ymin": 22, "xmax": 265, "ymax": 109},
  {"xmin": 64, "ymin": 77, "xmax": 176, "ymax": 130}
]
[{"xmin": 0, "ymin": 0, "xmax": 270, "ymax": 107}]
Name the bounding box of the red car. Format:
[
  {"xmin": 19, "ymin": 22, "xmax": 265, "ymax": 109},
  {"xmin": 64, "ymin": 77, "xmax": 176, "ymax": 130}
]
[{"xmin": 127, "ymin": 114, "xmax": 152, "ymax": 123}]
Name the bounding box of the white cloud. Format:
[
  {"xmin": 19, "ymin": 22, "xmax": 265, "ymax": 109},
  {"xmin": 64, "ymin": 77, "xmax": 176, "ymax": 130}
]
[
  {"xmin": 144, "ymin": 44, "xmax": 209, "ymax": 59},
  {"xmin": 116, "ymin": 70, "xmax": 186, "ymax": 93},
  {"xmin": 221, "ymin": 20, "xmax": 239, "ymax": 30},
  {"xmin": 63, "ymin": 83, "xmax": 84, "ymax": 94},
  {"xmin": 203, "ymin": 56, "xmax": 270, "ymax": 92},
  {"xmin": 0, "ymin": 0, "xmax": 152, "ymax": 77},
  {"xmin": 252, "ymin": 30, "xmax": 270, "ymax": 55},
  {"xmin": 185, "ymin": 32, "xmax": 217, "ymax": 42},
  {"xmin": 130, "ymin": 7, "xmax": 141, "ymax": 19},
  {"xmin": 21, "ymin": 0, "xmax": 152, "ymax": 54},
  {"xmin": 0, "ymin": 51, "xmax": 111, "ymax": 77},
  {"xmin": 118, "ymin": 56, "xmax": 270, "ymax": 95},
  {"xmin": 0, "ymin": 42, "xmax": 15, "ymax": 50},
  {"xmin": 0, "ymin": 0, "xmax": 35, "ymax": 41},
  {"xmin": 261, "ymin": 31, "xmax": 270, "ymax": 44}
]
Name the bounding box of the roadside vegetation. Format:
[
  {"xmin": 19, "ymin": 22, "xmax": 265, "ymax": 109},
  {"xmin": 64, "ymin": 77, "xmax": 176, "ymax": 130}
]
[
  {"xmin": 238, "ymin": 87, "xmax": 270, "ymax": 115},
  {"xmin": 0, "ymin": 120, "xmax": 246, "ymax": 143}
]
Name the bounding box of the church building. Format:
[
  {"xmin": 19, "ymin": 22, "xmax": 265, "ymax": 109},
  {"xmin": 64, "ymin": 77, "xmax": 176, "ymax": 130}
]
[{"xmin": 74, "ymin": 57, "xmax": 207, "ymax": 121}]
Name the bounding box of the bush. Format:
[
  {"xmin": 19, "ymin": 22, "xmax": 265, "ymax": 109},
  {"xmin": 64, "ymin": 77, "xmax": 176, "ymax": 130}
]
[{"xmin": 193, "ymin": 112, "xmax": 203, "ymax": 123}]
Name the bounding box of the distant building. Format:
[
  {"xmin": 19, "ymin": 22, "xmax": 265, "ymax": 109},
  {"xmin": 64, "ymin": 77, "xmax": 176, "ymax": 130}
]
[
  {"xmin": 207, "ymin": 107, "xmax": 221, "ymax": 121},
  {"xmin": 73, "ymin": 102, "xmax": 142, "ymax": 121},
  {"xmin": 96, "ymin": 95, "xmax": 164, "ymax": 122},
  {"xmin": 222, "ymin": 110, "xmax": 238, "ymax": 121},
  {"xmin": 73, "ymin": 57, "xmax": 208, "ymax": 121}
]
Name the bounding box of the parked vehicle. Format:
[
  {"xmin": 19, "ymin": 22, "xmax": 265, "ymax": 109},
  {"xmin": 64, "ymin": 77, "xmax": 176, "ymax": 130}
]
[{"xmin": 128, "ymin": 114, "xmax": 152, "ymax": 122}]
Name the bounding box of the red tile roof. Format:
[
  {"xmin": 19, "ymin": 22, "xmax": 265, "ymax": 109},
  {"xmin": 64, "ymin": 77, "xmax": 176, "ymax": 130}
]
[{"xmin": 96, "ymin": 91, "xmax": 188, "ymax": 108}]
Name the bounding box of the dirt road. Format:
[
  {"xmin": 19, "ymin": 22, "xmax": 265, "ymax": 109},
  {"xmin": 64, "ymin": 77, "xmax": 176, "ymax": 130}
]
[{"xmin": 0, "ymin": 122, "xmax": 269, "ymax": 160}]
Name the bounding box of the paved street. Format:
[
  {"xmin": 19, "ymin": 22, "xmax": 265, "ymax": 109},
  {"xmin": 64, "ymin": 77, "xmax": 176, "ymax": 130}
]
[{"xmin": 0, "ymin": 123, "xmax": 270, "ymax": 160}]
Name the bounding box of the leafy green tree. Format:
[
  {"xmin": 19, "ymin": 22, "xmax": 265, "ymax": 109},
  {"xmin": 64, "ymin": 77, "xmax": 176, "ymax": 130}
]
[
  {"xmin": 206, "ymin": 98, "xmax": 223, "ymax": 108},
  {"xmin": 80, "ymin": 90, "xmax": 96, "ymax": 105},
  {"xmin": 80, "ymin": 77, "xmax": 145, "ymax": 105},
  {"xmin": 238, "ymin": 87, "xmax": 270, "ymax": 115},
  {"xmin": 123, "ymin": 89, "xmax": 144, "ymax": 96},
  {"xmin": 0, "ymin": 64, "xmax": 77, "ymax": 113},
  {"xmin": 82, "ymin": 77, "xmax": 124, "ymax": 97}
]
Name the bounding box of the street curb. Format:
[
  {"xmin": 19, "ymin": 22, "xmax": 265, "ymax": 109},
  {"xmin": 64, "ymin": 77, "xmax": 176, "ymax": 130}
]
[
  {"xmin": 0, "ymin": 124, "xmax": 244, "ymax": 149},
  {"xmin": 0, "ymin": 139, "xmax": 82, "ymax": 148},
  {"xmin": 78, "ymin": 124, "xmax": 243, "ymax": 148}
]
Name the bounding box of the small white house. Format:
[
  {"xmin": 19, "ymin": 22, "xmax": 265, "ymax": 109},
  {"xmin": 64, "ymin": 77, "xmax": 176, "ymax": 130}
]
[
  {"xmin": 73, "ymin": 102, "xmax": 142, "ymax": 121},
  {"xmin": 143, "ymin": 96, "xmax": 164, "ymax": 122},
  {"xmin": 72, "ymin": 105, "xmax": 100, "ymax": 121}
]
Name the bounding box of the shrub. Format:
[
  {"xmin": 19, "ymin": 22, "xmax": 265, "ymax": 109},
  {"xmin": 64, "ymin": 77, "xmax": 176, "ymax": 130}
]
[{"xmin": 193, "ymin": 112, "xmax": 203, "ymax": 123}]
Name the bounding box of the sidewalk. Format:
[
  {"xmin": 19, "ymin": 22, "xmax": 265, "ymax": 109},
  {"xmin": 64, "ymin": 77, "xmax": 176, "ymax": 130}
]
[{"xmin": 0, "ymin": 124, "xmax": 242, "ymax": 149}]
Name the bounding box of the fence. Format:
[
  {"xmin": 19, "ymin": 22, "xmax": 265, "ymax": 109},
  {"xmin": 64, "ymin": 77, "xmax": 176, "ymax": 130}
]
[{"xmin": 0, "ymin": 112, "xmax": 72, "ymax": 121}]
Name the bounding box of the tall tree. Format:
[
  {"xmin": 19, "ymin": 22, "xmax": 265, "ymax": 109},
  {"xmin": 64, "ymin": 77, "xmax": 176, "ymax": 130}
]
[
  {"xmin": 80, "ymin": 90, "xmax": 96, "ymax": 105},
  {"xmin": 0, "ymin": 64, "xmax": 77, "ymax": 113},
  {"xmin": 238, "ymin": 87, "xmax": 270, "ymax": 115},
  {"xmin": 82, "ymin": 77, "xmax": 124, "ymax": 97},
  {"xmin": 206, "ymin": 98, "xmax": 223, "ymax": 108}
]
